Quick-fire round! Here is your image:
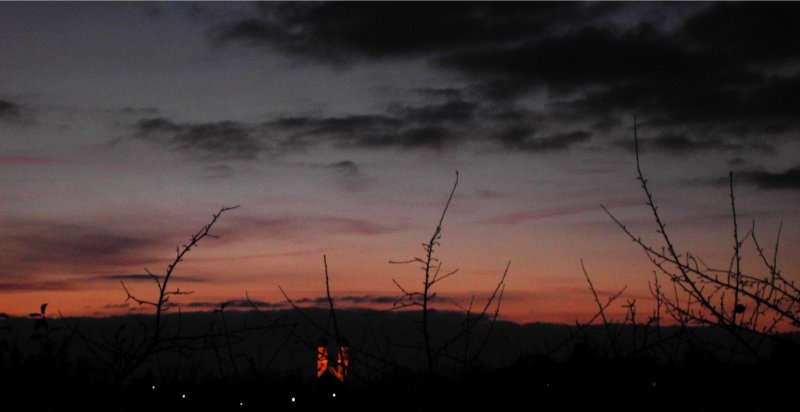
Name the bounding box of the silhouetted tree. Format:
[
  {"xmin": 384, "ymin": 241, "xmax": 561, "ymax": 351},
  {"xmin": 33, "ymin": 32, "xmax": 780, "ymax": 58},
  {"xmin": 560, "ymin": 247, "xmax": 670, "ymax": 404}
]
[{"xmin": 604, "ymin": 116, "xmax": 799, "ymax": 362}]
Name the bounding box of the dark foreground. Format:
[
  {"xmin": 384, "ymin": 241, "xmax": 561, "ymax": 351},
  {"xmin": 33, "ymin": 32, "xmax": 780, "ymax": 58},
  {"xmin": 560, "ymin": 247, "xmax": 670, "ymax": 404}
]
[
  {"xmin": 3, "ymin": 357, "xmax": 796, "ymax": 411},
  {"xmin": 2, "ymin": 310, "xmax": 797, "ymax": 411}
]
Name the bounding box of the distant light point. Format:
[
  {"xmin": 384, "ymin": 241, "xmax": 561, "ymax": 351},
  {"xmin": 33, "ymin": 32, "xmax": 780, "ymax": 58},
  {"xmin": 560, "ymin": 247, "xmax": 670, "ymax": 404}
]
[
  {"xmin": 332, "ymin": 393, "xmax": 336, "ymax": 398},
  {"xmin": 291, "ymin": 397, "xmax": 296, "ymax": 403},
  {"xmin": 182, "ymin": 394, "xmax": 186, "ymax": 399}
]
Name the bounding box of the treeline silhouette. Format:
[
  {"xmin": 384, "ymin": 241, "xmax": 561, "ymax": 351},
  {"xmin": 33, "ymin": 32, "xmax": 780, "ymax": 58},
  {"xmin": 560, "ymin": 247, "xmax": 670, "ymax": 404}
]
[{"xmin": 1, "ymin": 309, "xmax": 797, "ymax": 411}]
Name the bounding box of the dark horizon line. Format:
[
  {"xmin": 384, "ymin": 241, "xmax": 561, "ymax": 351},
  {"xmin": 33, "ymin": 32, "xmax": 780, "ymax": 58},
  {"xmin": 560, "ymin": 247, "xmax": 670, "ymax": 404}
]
[{"xmin": 5, "ymin": 306, "xmax": 796, "ymax": 334}]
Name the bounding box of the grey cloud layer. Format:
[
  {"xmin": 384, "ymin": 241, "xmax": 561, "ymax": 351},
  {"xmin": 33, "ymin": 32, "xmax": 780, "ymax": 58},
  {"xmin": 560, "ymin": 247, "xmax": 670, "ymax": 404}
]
[
  {"xmin": 738, "ymin": 166, "xmax": 800, "ymax": 190},
  {"xmin": 211, "ymin": 2, "xmax": 596, "ymax": 62},
  {"xmin": 0, "ymin": 219, "xmax": 161, "ymax": 276},
  {"xmin": 135, "ymin": 118, "xmax": 266, "ymax": 159},
  {"xmin": 133, "ymin": 95, "xmax": 594, "ymax": 156},
  {"xmin": 0, "ymin": 211, "xmax": 399, "ymax": 282},
  {"xmin": 122, "ymin": 294, "xmax": 401, "ymax": 311},
  {"xmin": 207, "ymin": 2, "xmax": 800, "ymax": 173}
]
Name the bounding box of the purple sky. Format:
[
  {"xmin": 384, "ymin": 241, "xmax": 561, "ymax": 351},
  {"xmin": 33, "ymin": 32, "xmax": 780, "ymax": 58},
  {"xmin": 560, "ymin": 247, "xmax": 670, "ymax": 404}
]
[{"xmin": 1, "ymin": 2, "xmax": 798, "ymax": 322}]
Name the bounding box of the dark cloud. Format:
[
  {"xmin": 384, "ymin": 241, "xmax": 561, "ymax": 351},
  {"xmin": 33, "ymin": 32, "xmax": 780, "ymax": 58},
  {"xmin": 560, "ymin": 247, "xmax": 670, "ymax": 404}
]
[
  {"xmin": 102, "ymin": 302, "xmax": 131, "ymax": 309},
  {"xmin": 445, "ymin": 21, "xmax": 764, "ymax": 126},
  {"xmin": 326, "ymin": 160, "xmax": 359, "ymax": 175},
  {"xmin": 547, "ymin": 5, "xmax": 800, "ymax": 140},
  {"xmin": 395, "ymin": 126, "xmax": 455, "ymax": 149},
  {"xmin": 389, "ymin": 99, "xmax": 478, "ymax": 124},
  {"xmin": 224, "ymin": 299, "xmax": 282, "ymax": 309},
  {"xmin": 340, "ymin": 295, "xmax": 397, "ymax": 304},
  {"xmin": 184, "ymin": 299, "xmax": 284, "ymax": 309},
  {"xmin": 134, "ymin": 117, "xmax": 266, "ymax": 159},
  {"xmin": 653, "ymin": 134, "xmax": 732, "ymax": 153},
  {"xmin": 412, "ymin": 87, "xmax": 465, "ymax": 100},
  {"xmin": 181, "ymin": 297, "xmax": 398, "ymax": 310},
  {"xmin": 482, "ymin": 199, "xmax": 638, "ymax": 225},
  {"xmin": 270, "ymin": 114, "xmax": 402, "ymax": 133},
  {"xmin": 498, "ymin": 129, "xmax": 591, "ymax": 152},
  {"xmin": 737, "ymin": 165, "xmax": 800, "ymax": 190},
  {"xmin": 322, "ymin": 160, "xmax": 370, "ymax": 193},
  {"xmin": 270, "ymin": 114, "xmax": 404, "ymax": 147},
  {"xmin": 0, "ymin": 219, "xmax": 166, "ymax": 278},
  {"xmin": 133, "ymin": 96, "xmax": 586, "ymax": 155},
  {"xmin": 210, "ymin": 3, "xmax": 690, "ymax": 95},
  {"xmin": 136, "ymin": 117, "xmax": 181, "ymax": 133},
  {"xmin": 728, "ymin": 158, "xmax": 746, "ymax": 167},
  {"xmin": 443, "ymin": 3, "xmax": 800, "ymax": 118},
  {"xmin": 290, "ymin": 296, "xmax": 326, "ymax": 305},
  {"xmin": 572, "ymin": 72, "xmax": 800, "ymax": 136},
  {"xmin": 295, "ymin": 295, "xmax": 397, "ymax": 305},
  {"xmin": 270, "ymin": 99, "xmax": 583, "ymax": 153},
  {"xmin": 0, "ymin": 99, "xmax": 21, "ymax": 120},
  {"xmin": 681, "ymin": 3, "xmax": 800, "ymax": 63},
  {"xmin": 622, "ymin": 134, "xmax": 774, "ymax": 155},
  {"xmin": 271, "ymin": 111, "xmax": 461, "ymax": 150},
  {"xmin": 97, "ymin": 274, "xmax": 155, "ymax": 282},
  {"xmin": 3, "ymin": 223, "xmax": 157, "ymax": 268},
  {"xmin": 211, "ymin": 2, "xmax": 592, "ymax": 63},
  {"xmin": 211, "ymin": 3, "xmax": 800, "ymax": 156},
  {"xmin": 438, "ymin": 25, "xmax": 704, "ymax": 96}
]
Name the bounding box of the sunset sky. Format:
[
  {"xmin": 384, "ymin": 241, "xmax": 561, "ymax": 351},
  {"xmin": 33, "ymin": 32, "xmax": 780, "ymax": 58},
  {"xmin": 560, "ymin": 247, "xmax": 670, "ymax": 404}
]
[{"xmin": 1, "ymin": 2, "xmax": 798, "ymax": 323}]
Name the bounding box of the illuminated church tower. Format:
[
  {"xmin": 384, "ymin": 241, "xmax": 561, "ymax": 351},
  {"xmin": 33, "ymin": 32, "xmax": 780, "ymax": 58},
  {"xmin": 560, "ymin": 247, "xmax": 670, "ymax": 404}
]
[{"xmin": 315, "ymin": 337, "xmax": 349, "ymax": 382}]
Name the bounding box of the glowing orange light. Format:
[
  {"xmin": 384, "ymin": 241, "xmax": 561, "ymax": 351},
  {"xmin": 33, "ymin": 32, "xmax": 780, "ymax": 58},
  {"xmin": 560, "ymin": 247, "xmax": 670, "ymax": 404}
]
[
  {"xmin": 315, "ymin": 338, "xmax": 350, "ymax": 382},
  {"xmin": 316, "ymin": 343, "xmax": 329, "ymax": 378},
  {"xmin": 333, "ymin": 344, "xmax": 349, "ymax": 382}
]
